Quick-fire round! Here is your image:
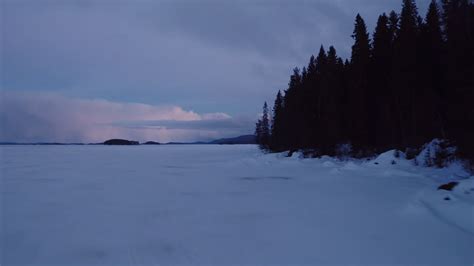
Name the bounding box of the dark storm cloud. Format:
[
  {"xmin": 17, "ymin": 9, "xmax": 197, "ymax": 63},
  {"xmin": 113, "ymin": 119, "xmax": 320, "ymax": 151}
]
[{"xmin": 0, "ymin": 0, "xmax": 430, "ymax": 142}]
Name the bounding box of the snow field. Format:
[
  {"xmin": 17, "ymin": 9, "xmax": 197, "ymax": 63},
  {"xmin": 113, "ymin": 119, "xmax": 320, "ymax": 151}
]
[{"xmin": 1, "ymin": 145, "xmax": 473, "ymax": 265}]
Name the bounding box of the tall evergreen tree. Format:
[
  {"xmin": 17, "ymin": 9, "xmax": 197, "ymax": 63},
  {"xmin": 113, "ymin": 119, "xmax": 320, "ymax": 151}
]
[
  {"xmin": 418, "ymin": 0, "xmax": 445, "ymax": 140},
  {"xmin": 322, "ymin": 46, "xmax": 344, "ymax": 154},
  {"xmin": 370, "ymin": 13, "xmax": 395, "ymax": 149},
  {"xmin": 310, "ymin": 46, "xmax": 328, "ymax": 150},
  {"xmin": 282, "ymin": 68, "xmax": 303, "ymax": 150},
  {"xmin": 392, "ymin": 0, "xmax": 421, "ymax": 148},
  {"xmin": 300, "ymin": 55, "xmax": 317, "ymax": 148},
  {"xmin": 441, "ymin": 0, "xmax": 474, "ymax": 163},
  {"xmin": 255, "ymin": 102, "xmax": 270, "ymax": 150},
  {"xmin": 349, "ymin": 14, "xmax": 371, "ymax": 153},
  {"xmin": 270, "ymin": 91, "xmax": 285, "ymax": 151},
  {"xmin": 351, "ymin": 14, "xmax": 371, "ymax": 67},
  {"xmin": 388, "ymin": 11, "xmax": 400, "ymax": 42}
]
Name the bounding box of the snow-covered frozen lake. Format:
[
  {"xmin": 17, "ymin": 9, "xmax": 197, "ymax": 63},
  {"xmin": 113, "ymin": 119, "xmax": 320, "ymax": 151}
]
[{"xmin": 1, "ymin": 145, "xmax": 473, "ymax": 265}]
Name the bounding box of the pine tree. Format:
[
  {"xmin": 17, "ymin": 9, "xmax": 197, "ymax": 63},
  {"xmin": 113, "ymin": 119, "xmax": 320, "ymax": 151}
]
[
  {"xmin": 351, "ymin": 15, "xmax": 371, "ymax": 67},
  {"xmin": 309, "ymin": 46, "xmax": 328, "ymax": 150},
  {"xmin": 388, "ymin": 11, "xmax": 400, "ymax": 42},
  {"xmin": 270, "ymin": 91, "xmax": 284, "ymax": 151},
  {"xmin": 372, "ymin": 14, "xmax": 393, "ymax": 75},
  {"xmin": 391, "ymin": 0, "xmax": 421, "ymax": 148},
  {"xmin": 371, "ymin": 13, "xmax": 395, "ymax": 150},
  {"xmin": 441, "ymin": 0, "xmax": 474, "ymax": 165},
  {"xmin": 307, "ymin": 55, "xmax": 316, "ymax": 77},
  {"xmin": 322, "ymin": 46, "xmax": 344, "ymax": 154},
  {"xmin": 417, "ymin": 0, "xmax": 445, "ymax": 141},
  {"xmin": 300, "ymin": 56, "xmax": 316, "ymax": 148},
  {"xmin": 255, "ymin": 119, "xmax": 263, "ymax": 147},
  {"xmin": 256, "ymin": 102, "xmax": 271, "ymax": 151},
  {"xmin": 349, "ymin": 14, "xmax": 371, "ymax": 154},
  {"xmin": 261, "ymin": 102, "xmax": 270, "ymax": 150},
  {"xmin": 282, "ymin": 68, "xmax": 302, "ymax": 150}
]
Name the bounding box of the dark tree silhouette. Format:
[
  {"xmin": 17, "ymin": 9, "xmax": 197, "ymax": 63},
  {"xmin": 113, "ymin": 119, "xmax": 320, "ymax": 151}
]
[
  {"xmin": 270, "ymin": 91, "xmax": 285, "ymax": 151},
  {"xmin": 371, "ymin": 13, "xmax": 395, "ymax": 149},
  {"xmin": 391, "ymin": 0, "xmax": 421, "ymax": 148},
  {"xmin": 255, "ymin": 102, "xmax": 270, "ymax": 150},
  {"xmin": 257, "ymin": 0, "xmax": 474, "ymax": 170},
  {"xmin": 349, "ymin": 14, "xmax": 371, "ymax": 154}
]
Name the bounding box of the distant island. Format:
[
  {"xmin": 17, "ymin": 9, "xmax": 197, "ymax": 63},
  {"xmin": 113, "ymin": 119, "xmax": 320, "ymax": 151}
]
[
  {"xmin": 143, "ymin": 141, "xmax": 161, "ymax": 145},
  {"xmin": 104, "ymin": 139, "xmax": 139, "ymax": 145}
]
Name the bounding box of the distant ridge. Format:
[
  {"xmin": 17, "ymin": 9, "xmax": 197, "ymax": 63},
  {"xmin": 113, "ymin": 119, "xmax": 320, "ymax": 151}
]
[
  {"xmin": 208, "ymin": 135, "xmax": 256, "ymax": 145},
  {"xmin": 143, "ymin": 141, "xmax": 161, "ymax": 145},
  {"xmin": 0, "ymin": 135, "xmax": 257, "ymax": 146},
  {"xmin": 164, "ymin": 135, "xmax": 256, "ymax": 145}
]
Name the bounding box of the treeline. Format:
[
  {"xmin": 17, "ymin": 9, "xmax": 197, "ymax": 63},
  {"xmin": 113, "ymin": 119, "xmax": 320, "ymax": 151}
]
[{"xmin": 256, "ymin": 0, "xmax": 474, "ymax": 166}]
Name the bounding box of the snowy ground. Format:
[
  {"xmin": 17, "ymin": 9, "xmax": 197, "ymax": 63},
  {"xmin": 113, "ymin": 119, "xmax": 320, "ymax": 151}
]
[{"xmin": 1, "ymin": 145, "xmax": 473, "ymax": 265}]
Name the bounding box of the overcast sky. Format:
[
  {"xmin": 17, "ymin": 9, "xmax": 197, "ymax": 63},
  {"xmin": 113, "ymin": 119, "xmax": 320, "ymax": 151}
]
[{"xmin": 0, "ymin": 0, "xmax": 430, "ymax": 143}]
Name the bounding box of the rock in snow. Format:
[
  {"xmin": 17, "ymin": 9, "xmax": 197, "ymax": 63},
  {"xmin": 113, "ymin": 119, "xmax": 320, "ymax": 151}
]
[{"xmin": 438, "ymin": 181, "xmax": 459, "ymax": 191}]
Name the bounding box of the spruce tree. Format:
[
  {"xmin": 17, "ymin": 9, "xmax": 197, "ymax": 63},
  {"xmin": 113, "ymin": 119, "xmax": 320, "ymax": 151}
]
[
  {"xmin": 259, "ymin": 102, "xmax": 271, "ymax": 150},
  {"xmin": 270, "ymin": 91, "xmax": 284, "ymax": 151},
  {"xmin": 255, "ymin": 119, "xmax": 263, "ymax": 147},
  {"xmin": 282, "ymin": 68, "xmax": 302, "ymax": 150},
  {"xmin": 323, "ymin": 46, "xmax": 344, "ymax": 154},
  {"xmin": 388, "ymin": 11, "xmax": 400, "ymax": 42},
  {"xmin": 392, "ymin": 0, "xmax": 420, "ymax": 148},
  {"xmin": 371, "ymin": 13, "xmax": 394, "ymax": 150},
  {"xmin": 349, "ymin": 14, "xmax": 371, "ymax": 154},
  {"xmin": 418, "ymin": 0, "xmax": 445, "ymax": 141},
  {"xmin": 309, "ymin": 46, "xmax": 328, "ymax": 150},
  {"xmin": 441, "ymin": 0, "xmax": 474, "ymax": 165}
]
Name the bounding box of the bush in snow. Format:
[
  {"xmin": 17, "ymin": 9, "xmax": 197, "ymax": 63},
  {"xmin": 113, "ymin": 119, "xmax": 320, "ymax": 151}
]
[
  {"xmin": 336, "ymin": 143, "xmax": 352, "ymax": 160},
  {"xmin": 417, "ymin": 139, "xmax": 456, "ymax": 168}
]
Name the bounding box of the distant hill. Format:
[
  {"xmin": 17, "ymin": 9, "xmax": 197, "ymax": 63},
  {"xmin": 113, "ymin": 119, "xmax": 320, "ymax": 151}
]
[
  {"xmin": 103, "ymin": 139, "xmax": 139, "ymax": 145},
  {"xmin": 143, "ymin": 141, "xmax": 161, "ymax": 145},
  {"xmin": 209, "ymin": 135, "xmax": 257, "ymax": 145},
  {"xmin": 165, "ymin": 141, "xmax": 208, "ymax": 145},
  {"xmin": 163, "ymin": 135, "xmax": 256, "ymax": 145}
]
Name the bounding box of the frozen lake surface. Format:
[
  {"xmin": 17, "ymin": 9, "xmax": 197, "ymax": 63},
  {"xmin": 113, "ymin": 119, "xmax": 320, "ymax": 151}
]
[{"xmin": 1, "ymin": 145, "xmax": 473, "ymax": 265}]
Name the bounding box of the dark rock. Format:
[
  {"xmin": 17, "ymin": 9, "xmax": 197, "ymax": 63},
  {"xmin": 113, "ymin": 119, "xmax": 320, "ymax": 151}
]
[
  {"xmin": 437, "ymin": 182, "xmax": 459, "ymax": 191},
  {"xmin": 103, "ymin": 139, "xmax": 139, "ymax": 145},
  {"xmin": 374, "ymin": 162, "xmax": 379, "ymax": 165},
  {"xmin": 444, "ymin": 196, "xmax": 451, "ymax": 201}
]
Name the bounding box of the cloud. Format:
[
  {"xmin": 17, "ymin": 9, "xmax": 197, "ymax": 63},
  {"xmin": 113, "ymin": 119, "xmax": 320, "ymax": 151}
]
[
  {"xmin": 1, "ymin": 0, "xmax": 432, "ymax": 143},
  {"xmin": 0, "ymin": 91, "xmax": 254, "ymax": 143},
  {"xmin": 1, "ymin": 0, "xmax": 431, "ymax": 118}
]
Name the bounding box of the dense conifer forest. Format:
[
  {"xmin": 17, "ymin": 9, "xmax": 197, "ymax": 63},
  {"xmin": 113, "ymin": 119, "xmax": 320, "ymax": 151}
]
[{"xmin": 256, "ymin": 0, "xmax": 474, "ymax": 169}]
